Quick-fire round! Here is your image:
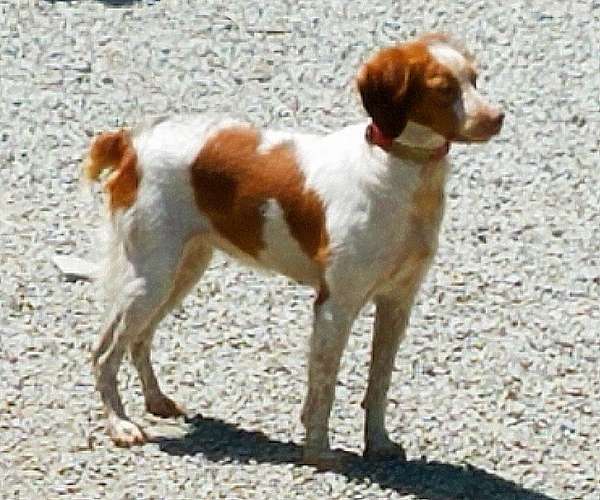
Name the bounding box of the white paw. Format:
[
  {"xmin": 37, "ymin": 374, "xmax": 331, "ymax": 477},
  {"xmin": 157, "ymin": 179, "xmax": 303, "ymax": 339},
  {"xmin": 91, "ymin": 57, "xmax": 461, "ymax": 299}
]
[{"xmin": 108, "ymin": 418, "xmax": 147, "ymax": 447}]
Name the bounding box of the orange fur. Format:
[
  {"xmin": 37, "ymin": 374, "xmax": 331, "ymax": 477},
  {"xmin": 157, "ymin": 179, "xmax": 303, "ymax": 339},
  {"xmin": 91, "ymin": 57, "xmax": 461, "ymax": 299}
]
[
  {"xmin": 191, "ymin": 127, "xmax": 329, "ymax": 265},
  {"xmin": 83, "ymin": 129, "xmax": 139, "ymax": 212}
]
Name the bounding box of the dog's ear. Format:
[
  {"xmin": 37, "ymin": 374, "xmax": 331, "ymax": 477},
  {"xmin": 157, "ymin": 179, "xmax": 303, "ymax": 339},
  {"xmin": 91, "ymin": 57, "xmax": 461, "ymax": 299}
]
[{"xmin": 357, "ymin": 48, "xmax": 411, "ymax": 139}]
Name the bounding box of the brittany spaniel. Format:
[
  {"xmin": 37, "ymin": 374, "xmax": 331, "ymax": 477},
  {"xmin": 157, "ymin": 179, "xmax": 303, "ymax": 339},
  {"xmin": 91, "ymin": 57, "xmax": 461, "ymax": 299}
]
[{"xmin": 84, "ymin": 33, "xmax": 503, "ymax": 466}]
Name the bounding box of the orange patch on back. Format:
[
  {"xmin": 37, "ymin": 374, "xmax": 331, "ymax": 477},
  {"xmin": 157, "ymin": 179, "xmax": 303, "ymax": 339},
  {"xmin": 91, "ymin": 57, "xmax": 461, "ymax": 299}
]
[{"xmin": 191, "ymin": 127, "xmax": 329, "ymax": 265}]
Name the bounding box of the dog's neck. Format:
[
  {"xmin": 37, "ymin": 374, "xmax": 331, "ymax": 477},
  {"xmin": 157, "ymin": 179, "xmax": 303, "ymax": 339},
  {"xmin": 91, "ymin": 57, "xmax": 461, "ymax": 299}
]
[{"xmin": 366, "ymin": 121, "xmax": 450, "ymax": 163}]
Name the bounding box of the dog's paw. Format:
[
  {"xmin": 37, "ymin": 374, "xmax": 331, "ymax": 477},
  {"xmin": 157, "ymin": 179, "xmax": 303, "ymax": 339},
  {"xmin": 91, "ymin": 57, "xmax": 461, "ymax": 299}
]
[
  {"xmin": 146, "ymin": 396, "xmax": 186, "ymax": 419},
  {"xmin": 108, "ymin": 418, "xmax": 147, "ymax": 447},
  {"xmin": 363, "ymin": 440, "xmax": 407, "ymax": 462}
]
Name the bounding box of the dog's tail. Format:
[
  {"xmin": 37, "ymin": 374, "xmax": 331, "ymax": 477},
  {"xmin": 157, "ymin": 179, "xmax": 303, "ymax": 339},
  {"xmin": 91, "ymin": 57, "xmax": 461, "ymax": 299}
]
[
  {"xmin": 82, "ymin": 129, "xmax": 139, "ymax": 211},
  {"xmin": 82, "ymin": 129, "xmax": 133, "ymax": 181}
]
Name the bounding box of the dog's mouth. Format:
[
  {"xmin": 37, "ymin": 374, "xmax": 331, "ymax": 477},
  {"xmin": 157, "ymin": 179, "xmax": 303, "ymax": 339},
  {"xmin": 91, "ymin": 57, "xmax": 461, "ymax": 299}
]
[
  {"xmin": 452, "ymin": 125, "xmax": 503, "ymax": 144},
  {"xmin": 452, "ymin": 134, "xmax": 496, "ymax": 144},
  {"xmin": 453, "ymin": 112, "xmax": 505, "ymax": 144}
]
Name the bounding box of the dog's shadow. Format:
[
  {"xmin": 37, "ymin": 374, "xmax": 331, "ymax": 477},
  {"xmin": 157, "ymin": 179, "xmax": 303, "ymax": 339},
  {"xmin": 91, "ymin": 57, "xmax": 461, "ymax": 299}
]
[{"xmin": 157, "ymin": 414, "xmax": 555, "ymax": 500}]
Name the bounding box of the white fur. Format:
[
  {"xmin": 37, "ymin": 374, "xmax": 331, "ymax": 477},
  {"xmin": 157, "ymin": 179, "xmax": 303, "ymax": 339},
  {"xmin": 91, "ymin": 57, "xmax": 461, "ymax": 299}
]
[{"xmin": 428, "ymin": 43, "xmax": 467, "ymax": 74}]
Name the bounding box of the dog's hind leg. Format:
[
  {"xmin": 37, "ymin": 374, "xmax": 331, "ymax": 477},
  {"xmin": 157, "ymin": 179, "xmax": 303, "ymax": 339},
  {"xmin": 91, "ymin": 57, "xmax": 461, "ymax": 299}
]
[
  {"xmin": 92, "ymin": 236, "xmax": 189, "ymax": 447},
  {"xmin": 129, "ymin": 239, "xmax": 213, "ymax": 419}
]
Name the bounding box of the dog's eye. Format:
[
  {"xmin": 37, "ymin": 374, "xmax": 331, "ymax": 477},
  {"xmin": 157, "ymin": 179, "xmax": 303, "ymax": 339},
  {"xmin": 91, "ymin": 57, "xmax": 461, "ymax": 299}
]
[
  {"xmin": 427, "ymin": 76, "xmax": 457, "ymax": 101},
  {"xmin": 428, "ymin": 76, "xmax": 451, "ymax": 92},
  {"xmin": 470, "ymin": 74, "xmax": 477, "ymax": 88}
]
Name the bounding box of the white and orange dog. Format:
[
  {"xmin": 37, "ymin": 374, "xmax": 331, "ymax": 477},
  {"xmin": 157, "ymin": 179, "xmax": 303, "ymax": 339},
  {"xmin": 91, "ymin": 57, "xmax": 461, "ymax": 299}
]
[{"xmin": 84, "ymin": 33, "xmax": 503, "ymax": 466}]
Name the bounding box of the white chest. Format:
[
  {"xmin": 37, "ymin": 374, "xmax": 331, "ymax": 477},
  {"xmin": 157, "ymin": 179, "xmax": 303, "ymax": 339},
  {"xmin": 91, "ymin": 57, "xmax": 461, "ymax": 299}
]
[
  {"xmin": 380, "ymin": 166, "xmax": 446, "ymax": 290},
  {"xmin": 318, "ymin": 153, "xmax": 449, "ymax": 298}
]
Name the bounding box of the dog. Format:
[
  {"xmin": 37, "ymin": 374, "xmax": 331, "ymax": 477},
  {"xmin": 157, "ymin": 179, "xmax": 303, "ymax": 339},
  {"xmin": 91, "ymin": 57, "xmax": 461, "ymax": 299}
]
[{"xmin": 83, "ymin": 33, "xmax": 503, "ymax": 466}]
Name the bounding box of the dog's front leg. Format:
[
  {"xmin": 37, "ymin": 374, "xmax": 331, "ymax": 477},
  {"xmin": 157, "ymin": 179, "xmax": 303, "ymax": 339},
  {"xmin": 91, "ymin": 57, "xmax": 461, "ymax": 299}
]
[
  {"xmin": 301, "ymin": 297, "xmax": 356, "ymax": 467},
  {"xmin": 362, "ymin": 294, "xmax": 414, "ymax": 461}
]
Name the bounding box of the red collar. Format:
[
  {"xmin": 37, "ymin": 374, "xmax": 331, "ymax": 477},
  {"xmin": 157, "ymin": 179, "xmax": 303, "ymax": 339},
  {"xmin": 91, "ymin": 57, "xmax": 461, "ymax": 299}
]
[
  {"xmin": 365, "ymin": 122, "xmax": 450, "ymax": 162},
  {"xmin": 365, "ymin": 122, "xmax": 395, "ymax": 150}
]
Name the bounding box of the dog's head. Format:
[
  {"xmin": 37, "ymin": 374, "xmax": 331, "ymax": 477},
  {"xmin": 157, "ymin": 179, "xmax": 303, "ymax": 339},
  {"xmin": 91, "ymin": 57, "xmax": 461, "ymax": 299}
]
[{"xmin": 357, "ymin": 33, "xmax": 504, "ymax": 145}]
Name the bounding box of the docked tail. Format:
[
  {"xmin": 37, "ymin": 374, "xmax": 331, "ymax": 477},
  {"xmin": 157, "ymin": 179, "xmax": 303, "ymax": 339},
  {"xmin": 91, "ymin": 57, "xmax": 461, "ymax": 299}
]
[
  {"xmin": 82, "ymin": 129, "xmax": 132, "ymax": 181},
  {"xmin": 82, "ymin": 129, "xmax": 139, "ymax": 210}
]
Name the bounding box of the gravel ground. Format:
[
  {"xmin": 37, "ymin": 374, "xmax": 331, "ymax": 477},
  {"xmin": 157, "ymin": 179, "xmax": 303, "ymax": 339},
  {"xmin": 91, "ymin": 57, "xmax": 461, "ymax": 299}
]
[{"xmin": 1, "ymin": 0, "xmax": 599, "ymax": 498}]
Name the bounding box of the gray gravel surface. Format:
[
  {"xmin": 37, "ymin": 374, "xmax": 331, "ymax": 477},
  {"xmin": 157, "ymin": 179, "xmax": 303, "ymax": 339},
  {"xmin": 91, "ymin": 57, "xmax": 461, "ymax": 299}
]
[{"xmin": 1, "ymin": 0, "xmax": 599, "ymax": 499}]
